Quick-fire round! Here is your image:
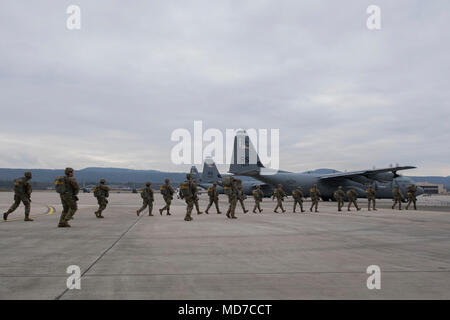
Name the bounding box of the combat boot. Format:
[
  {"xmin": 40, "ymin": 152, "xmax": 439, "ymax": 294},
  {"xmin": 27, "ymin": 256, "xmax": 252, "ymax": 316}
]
[
  {"xmin": 260, "ymin": 209, "xmax": 263, "ymax": 213},
  {"xmin": 149, "ymin": 213, "xmax": 153, "ymax": 216},
  {"xmin": 3, "ymin": 212, "xmax": 9, "ymax": 221},
  {"xmin": 159, "ymin": 209, "xmax": 163, "ymax": 215},
  {"xmin": 282, "ymin": 209, "xmax": 286, "ymax": 213},
  {"xmin": 98, "ymin": 215, "xmax": 104, "ymax": 218},
  {"xmin": 301, "ymin": 209, "xmax": 305, "ymax": 212},
  {"xmin": 197, "ymin": 211, "xmax": 203, "ymax": 215},
  {"xmin": 357, "ymin": 207, "xmax": 361, "ymax": 211},
  {"xmin": 24, "ymin": 216, "xmax": 34, "ymax": 221},
  {"xmin": 136, "ymin": 210, "xmax": 140, "ymax": 216},
  {"xmin": 217, "ymin": 211, "xmax": 222, "ymax": 214},
  {"xmin": 205, "ymin": 210, "xmax": 209, "ymax": 214},
  {"xmin": 167, "ymin": 212, "xmax": 171, "ymax": 216},
  {"xmin": 244, "ymin": 209, "xmax": 249, "ymax": 213}
]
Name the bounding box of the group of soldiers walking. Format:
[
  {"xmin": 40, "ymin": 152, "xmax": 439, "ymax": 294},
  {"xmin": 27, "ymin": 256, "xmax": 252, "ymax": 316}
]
[{"xmin": 2, "ymin": 170, "xmax": 420, "ymax": 226}]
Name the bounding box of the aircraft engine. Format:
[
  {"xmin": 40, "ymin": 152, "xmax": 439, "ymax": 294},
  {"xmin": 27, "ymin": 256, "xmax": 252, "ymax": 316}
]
[{"xmin": 367, "ymin": 172, "xmax": 395, "ymax": 182}]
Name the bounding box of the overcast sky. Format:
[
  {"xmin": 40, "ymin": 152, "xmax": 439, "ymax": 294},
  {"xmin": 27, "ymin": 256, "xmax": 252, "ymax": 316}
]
[{"xmin": 0, "ymin": 1, "xmax": 449, "ymax": 176}]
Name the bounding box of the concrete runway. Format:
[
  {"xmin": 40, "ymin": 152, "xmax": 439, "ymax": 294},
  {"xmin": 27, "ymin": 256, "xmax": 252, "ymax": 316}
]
[{"xmin": 1, "ymin": 191, "xmax": 449, "ymax": 300}]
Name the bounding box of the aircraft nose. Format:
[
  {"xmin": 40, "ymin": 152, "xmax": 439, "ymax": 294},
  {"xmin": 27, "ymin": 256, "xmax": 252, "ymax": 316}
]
[{"xmin": 417, "ymin": 186, "xmax": 424, "ymax": 195}]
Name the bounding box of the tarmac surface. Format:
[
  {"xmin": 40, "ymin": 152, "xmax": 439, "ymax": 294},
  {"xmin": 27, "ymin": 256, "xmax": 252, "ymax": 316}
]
[{"xmin": 1, "ymin": 191, "xmax": 450, "ymax": 300}]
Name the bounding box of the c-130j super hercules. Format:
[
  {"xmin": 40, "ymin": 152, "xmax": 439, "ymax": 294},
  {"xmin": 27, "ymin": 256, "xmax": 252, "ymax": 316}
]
[{"xmin": 228, "ymin": 130, "xmax": 423, "ymax": 201}]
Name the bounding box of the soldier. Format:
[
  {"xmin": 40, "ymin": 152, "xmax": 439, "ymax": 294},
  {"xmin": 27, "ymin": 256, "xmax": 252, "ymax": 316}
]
[
  {"xmin": 225, "ymin": 178, "xmax": 238, "ymax": 219},
  {"xmin": 159, "ymin": 178, "xmax": 175, "ymax": 216},
  {"xmin": 346, "ymin": 187, "xmax": 361, "ymax": 211},
  {"xmin": 192, "ymin": 180, "xmax": 203, "ymax": 215},
  {"xmin": 272, "ymin": 184, "xmax": 286, "ymax": 213},
  {"xmin": 333, "ymin": 186, "xmax": 345, "ymax": 212},
  {"xmin": 93, "ymin": 179, "xmax": 109, "ymax": 218},
  {"xmin": 392, "ymin": 185, "xmax": 404, "ymax": 210},
  {"xmin": 292, "ymin": 186, "xmax": 305, "ymax": 213},
  {"xmin": 309, "ymin": 184, "xmax": 321, "ymax": 212},
  {"xmin": 56, "ymin": 167, "xmax": 80, "ymax": 228},
  {"xmin": 236, "ymin": 179, "xmax": 249, "ymax": 213},
  {"xmin": 205, "ymin": 182, "xmax": 221, "ymax": 214},
  {"xmin": 137, "ymin": 181, "xmax": 154, "ymax": 216},
  {"xmin": 405, "ymin": 184, "xmax": 417, "ymax": 210},
  {"xmin": 179, "ymin": 174, "xmax": 196, "ymax": 221},
  {"xmin": 365, "ymin": 185, "xmax": 377, "ymax": 211},
  {"xmin": 3, "ymin": 172, "xmax": 33, "ymax": 221},
  {"xmin": 252, "ymin": 185, "xmax": 264, "ymax": 213}
]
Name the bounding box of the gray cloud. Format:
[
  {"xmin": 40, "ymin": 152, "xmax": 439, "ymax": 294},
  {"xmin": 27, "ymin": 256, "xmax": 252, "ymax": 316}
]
[{"xmin": 0, "ymin": 1, "xmax": 449, "ymax": 175}]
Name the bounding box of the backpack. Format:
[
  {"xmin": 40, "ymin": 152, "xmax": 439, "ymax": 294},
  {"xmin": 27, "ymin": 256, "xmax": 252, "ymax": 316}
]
[
  {"xmin": 140, "ymin": 189, "xmax": 147, "ymax": 199},
  {"xmin": 180, "ymin": 181, "xmax": 193, "ymax": 197},
  {"xmin": 160, "ymin": 185, "xmax": 168, "ymax": 196},
  {"xmin": 54, "ymin": 176, "xmax": 67, "ymax": 194},
  {"xmin": 222, "ymin": 176, "xmax": 233, "ymax": 187},
  {"xmin": 207, "ymin": 187, "xmax": 214, "ymax": 197},
  {"xmin": 13, "ymin": 177, "xmax": 25, "ymax": 193},
  {"xmin": 93, "ymin": 185, "xmax": 102, "ymax": 198}
]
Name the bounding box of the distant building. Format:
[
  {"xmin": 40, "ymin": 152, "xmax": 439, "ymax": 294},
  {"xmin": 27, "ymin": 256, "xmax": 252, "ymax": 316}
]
[{"xmin": 417, "ymin": 182, "xmax": 447, "ymax": 195}]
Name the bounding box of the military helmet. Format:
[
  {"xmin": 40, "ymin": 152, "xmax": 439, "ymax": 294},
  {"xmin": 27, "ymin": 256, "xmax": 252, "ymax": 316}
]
[
  {"xmin": 278, "ymin": 184, "xmax": 282, "ymax": 188},
  {"xmin": 338, "ymin": 186, "xmax": 342, "ymax": 189},
  {"xmin": 100, "ymin": 178, "xmax": 106, "ymax": 184},
  {"xmin": 297, "ymin": 186, "xmax": 302, "ymax": 189},
  {"xmin": 186, "ymin": 173, "xmax": 191, "ymax": 180},
  {"xmin": 313, "ymin": 184, "xmax": 317, "ymax": 188},
  {"xmin": 256, "ymin": 185, "xmax": 261, "ymax": 189},
  {"xmin": 213, "ymin": 181, "xmax": 217, "ymax": 185},
  {"xmin": 146, "ymin": 181, "xmax": 151, "ymax": 186},
  {"xmin": 24, "ymin": 172, "xmax": 32, "ymax": 178},
  {"xmin": 65, "ymin": 167, "xmax": 74, "ymax": 175},
  {"xmin": 165, "ymin": 178, "xmax": 170, "ymax": 183}
]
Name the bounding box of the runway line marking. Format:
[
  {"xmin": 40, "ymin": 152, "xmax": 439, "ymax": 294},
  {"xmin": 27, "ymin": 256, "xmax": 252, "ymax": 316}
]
[
  {"xmin": 1, "ymin": 205, "xmax": 55, "ymax": 223},
  {"xmin": 54, "ymin": 213, "xmax": 145, "ymax": 300}
]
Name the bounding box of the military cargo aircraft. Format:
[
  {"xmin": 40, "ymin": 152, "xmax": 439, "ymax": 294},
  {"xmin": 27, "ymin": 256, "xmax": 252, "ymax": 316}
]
[
  {"xmin": 190, "ymin": 157, "xmax": 274, "ymax": 197},
  {"xmin": 228, "ymin": 130, "xmax": 423, "ymax": 200}
]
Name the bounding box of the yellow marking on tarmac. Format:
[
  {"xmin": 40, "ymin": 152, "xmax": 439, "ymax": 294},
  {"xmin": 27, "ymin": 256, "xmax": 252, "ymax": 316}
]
[{"xmin": 1, "ymin": 205, "xmax": 56, "ymax": 223}]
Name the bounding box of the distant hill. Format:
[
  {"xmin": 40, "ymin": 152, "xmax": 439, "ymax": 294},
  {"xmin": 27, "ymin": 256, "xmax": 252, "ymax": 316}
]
[{"xmin": 1, "ymin": 167, "xmax": 448, "ymax": 190}]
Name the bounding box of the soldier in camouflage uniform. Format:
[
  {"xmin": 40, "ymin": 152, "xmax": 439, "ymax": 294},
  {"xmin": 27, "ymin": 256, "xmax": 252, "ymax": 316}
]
[
  {"xmin": 225, "ymin": 178, "xmax": 238, "ymax": 219},
  {"xmin": 192, "ymin": 180, "xmax": 203, "ymax": 215},
  {"xmin": 292, "ymin": 186, "xmax": 305, "ymax": 213},
  {"xmin": 309, "ymin": 184, "xmax": 321, "ymax": 212},
  {"xmin": 333, "ymin": 186, "xmax": 345, "ymax": 212},
  {"xmin": 272, "ymin": 184, "xmax": 287, "ymax": 213},
  {"xmin": 405, "ymin": 184, "xmax": 417, "ymax": 210},
  {"xmin": 205, "ymin": 182, "xmax": 221, "ymax": 214},
  {"xmin": 236, "ymin": 179, "xmax": 249, "ymax": 213},
  {"xmin": 365, "ymin": 185, "xmax": 377, "ymax": 211},
  {"xmin": 58, "ymin": 167, "xmax": 80, "ymax": 228},
  {"xmin": 346, "ymin": 187, "xmax": 361, "ymax": 211},
  {"xmin": 180, "ymin": 174, "xmax": 196, "ymax": 221},
  {"xmin": 137, "ymin": 181, "xmax": 154, "ymax": 216},
  {"xmin": 3, "ymin": 172, "xmax": 33, "ymax": 221},
  {"xmin": 252, "ymin": 185, "xmax": 264, "ymax": 213},
  {"xmin": 392, "ymin": 185, "xmax": 404, "ymax": 210},
  {"xmin": 94, "ymin": 178, "xmax": 109, "ymax": 218},
  {"xmin": 159, "ymin": 178, "xmax": 175, "ymax": 216}
]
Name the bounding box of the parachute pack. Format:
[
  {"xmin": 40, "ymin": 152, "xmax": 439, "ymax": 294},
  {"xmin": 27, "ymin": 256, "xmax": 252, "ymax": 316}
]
[
  {"xmin": 160, "ymin": 185, "xmax": 168, "ymax": 196},
  {"xmin": 180, "ymin": 181, "xmax": 192, "ymax": 198},
  {"xmin": 207, "ymin": 187, "xmax": 214, "ymax": 197},
  {"xmin": 54, "ymin": 176, "xmax": 67, "ymax": 194},
  {"xmin": 13, "ymin": 177, "xmax": 25, "ymax": 194},
  {"xmin": 93, "ymin": 186, "xmax": 102, "ymax": 198}
]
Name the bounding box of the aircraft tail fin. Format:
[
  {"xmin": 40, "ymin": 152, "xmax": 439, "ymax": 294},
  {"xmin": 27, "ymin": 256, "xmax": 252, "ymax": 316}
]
[
  {"xmin": 201, "ymin": 157, "xmax": 222, "ymax": 183},
  {"xmin": 190, "ymin": 166, "xmax": 201, "ymax": 182},
  {"xmin": 229, "ymin": 130, "xmax": 264, "ymax": 176}
]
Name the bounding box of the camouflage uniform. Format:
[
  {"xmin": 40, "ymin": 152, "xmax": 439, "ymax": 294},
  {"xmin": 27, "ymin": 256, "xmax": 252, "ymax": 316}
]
[
  {"xmin": 252, "ymin": 185, "xmax": 264, "ymax": 213},
  {"xmin": 392, "ymin": 186, "xmax": 404, "ymax": 210},
  {"xmin": 180, "ymin": 174, "xmax": 196, "ymax": 221},
  {"xmin": 405, "ymin": 185, "xmax": 417, "ymax": 210},
  {"xmin": 347, "ymin": 188, "xmax": 361, "ymax": 211},
  {"xmin": 225, "ymin": 179, "xmax": 238, "ymax": 219},
  {"xmin": 137, "ymin": 182, "xmax": 154, "ymax": 216},
  {"xmin": 236, "ymin": 180, "xmax": 249, "ymax": 213},
  {"xmin": 292, "ymin": 187, "xmax": 305, "ymax": 213},
  {"xmin": 333, "ymin": 186, "xmax": 345, "ymax": 212},
  {"xmin": 272, "ymin": 184, "xmax": 286, "ymax": 213},
  {"xmin": 192, "ymin": 180, "xmax": 203, "ymax": 215},
  {"xmin": 3, "ymin": 172, "xmax": 33, "ymax": 221},
  {"xmin": 159, "ymin": 179, "xmax": 175, "ymax": 215},
  {"xmin": 309, "ymin": 184, "xmax": 321, "ymax": 212},
  {"xmin": 94, "ymin": 179, "xmax": 109, "ymax": 218},
  {"xmin": 205, "ymin": 182, "xmax": 221, "ymax": 214},
  {"xmin": 365, "ymin": 186, "xmax": 377, "ymax": 211},
  {"xmin": 58, "ymin": 168, "xmax": 80, "ymax": 227}
]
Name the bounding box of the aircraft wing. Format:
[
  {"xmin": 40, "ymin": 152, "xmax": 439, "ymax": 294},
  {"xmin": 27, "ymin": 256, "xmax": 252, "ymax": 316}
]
[{"xmin": 319, "ymin": 166, "xmax": 416, "ymax": 181}]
